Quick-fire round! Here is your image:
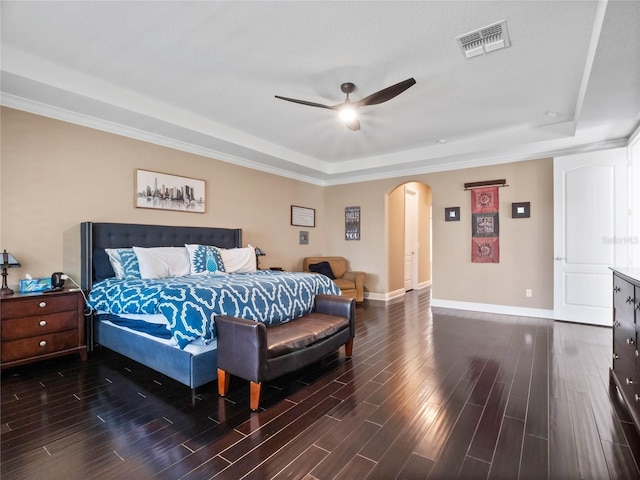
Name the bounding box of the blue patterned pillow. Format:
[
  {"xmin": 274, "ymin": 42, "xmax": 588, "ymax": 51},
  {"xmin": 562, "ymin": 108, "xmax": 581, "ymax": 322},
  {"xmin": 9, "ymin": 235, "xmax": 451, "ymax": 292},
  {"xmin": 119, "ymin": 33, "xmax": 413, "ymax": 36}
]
[
  {"xmin": 118, "ymin": 249, "xmax": 141, "ymax": 279},
  {"xmin": 185, "ymin": 244, "xmax": 226, "ymax": 275}
]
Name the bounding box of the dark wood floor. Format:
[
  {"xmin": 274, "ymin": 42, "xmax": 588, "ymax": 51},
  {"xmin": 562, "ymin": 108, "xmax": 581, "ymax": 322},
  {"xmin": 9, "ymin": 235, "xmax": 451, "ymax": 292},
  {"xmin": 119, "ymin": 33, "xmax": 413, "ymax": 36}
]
[{"xmin": 2, "ymin": 289, "xmax": 639, "ymax": 479}]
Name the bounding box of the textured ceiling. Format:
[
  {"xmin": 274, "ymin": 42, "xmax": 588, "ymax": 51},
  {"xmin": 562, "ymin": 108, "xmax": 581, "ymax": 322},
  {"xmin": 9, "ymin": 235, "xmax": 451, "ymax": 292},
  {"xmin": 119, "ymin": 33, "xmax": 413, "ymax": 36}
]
[{"xmin": 2, "ymin": 1, "xmax": 639, "ymax": 185}]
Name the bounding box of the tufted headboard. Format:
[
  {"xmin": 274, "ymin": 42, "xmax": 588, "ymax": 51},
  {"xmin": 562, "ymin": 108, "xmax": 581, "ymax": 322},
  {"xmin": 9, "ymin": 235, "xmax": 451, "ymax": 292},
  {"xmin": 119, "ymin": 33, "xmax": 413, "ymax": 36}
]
[{"xmin": 80, "ymin": 222, "xmax": 242, "ymax": 290}]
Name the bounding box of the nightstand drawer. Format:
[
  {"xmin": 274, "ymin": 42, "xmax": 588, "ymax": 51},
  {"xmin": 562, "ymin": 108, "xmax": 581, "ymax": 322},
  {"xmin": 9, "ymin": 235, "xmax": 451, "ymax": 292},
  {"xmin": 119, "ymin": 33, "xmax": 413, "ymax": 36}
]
[
  {"xmin": 1, "ymin": 311, "xmax": 78, "ymax": 341},
  {"xmin": 1, "ymin": 330, "xmax": 79, "ymax": 363},
  {"xmin": 1, "ymin": 294, "xmax": 78, "ymax": 319}
]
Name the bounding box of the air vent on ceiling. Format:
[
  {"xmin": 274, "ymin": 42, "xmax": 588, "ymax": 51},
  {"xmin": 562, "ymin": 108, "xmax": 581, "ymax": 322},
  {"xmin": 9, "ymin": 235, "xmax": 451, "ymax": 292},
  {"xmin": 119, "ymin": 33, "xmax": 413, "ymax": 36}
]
[{"xmin": 456, "ymin": 20, "xmax": 511, "ymax": 59}]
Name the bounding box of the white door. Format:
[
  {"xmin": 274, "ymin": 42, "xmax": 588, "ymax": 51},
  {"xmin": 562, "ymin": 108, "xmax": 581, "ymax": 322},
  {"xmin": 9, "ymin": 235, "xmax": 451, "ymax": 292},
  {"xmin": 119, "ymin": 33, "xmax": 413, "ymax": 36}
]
[
  {"xmin": 553, "ymin": 148, "xmax": 628, "ymax": 326},
  {"xmin": 404, "ymin": 188, "xmax": 418, "ymax": 291}
]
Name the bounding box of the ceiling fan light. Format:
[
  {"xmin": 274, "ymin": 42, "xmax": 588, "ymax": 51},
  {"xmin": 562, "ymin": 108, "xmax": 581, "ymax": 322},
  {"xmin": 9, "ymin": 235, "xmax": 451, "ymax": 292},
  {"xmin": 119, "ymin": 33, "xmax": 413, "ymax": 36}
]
[{"xmin": 338, "ymin": 106, "xmax": 358, "ymax": 124}]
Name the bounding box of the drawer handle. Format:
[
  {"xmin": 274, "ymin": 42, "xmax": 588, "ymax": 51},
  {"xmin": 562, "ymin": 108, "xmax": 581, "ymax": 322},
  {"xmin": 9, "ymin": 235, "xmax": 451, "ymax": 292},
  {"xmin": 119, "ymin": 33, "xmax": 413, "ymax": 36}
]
[
  {"xmin": 39, "ymin": 301, "xmax": 47, "ymax": 308},
  {"xmin": 636, "ymin": 394, "xmax": 640, "ymax": 402},
  {"xmin": 626, "ymin": 378, "xmax": 634, "ymax": 385},
  {"xmin": 626, "ymin": 296, "xmax": 633, "ymax": 304},
  {"xmin": 613, "ymin": 353, "xmax": 619, "ymax": 359},
  {"xmin": 614, "ymin": 321, "xmax": 621, "ymax": 328},
  {"xmin": 614, "ymin": 286, "xmax": 621, "ymax": 293},
  {"xmin": 39, "ymin": 340, "xmax": 47, "ymax": 347},
  {"xmin": 627, "ymin": 338, "xmax": 635, "ymax": 345},
  {"xmin": 39, "ymin": 320, "xmax": 47, "ymax": 327}
]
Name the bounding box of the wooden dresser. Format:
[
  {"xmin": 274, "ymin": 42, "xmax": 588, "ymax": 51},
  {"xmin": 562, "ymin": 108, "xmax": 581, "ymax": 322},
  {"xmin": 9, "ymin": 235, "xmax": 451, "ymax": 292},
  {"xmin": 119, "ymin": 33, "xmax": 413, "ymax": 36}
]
[
  {"xmin": 1, "ymin": 289, "xmax": 87, "ymax": 368},
  {"xmin": 611, "ymin": 267, "xmax": 640, "ymax": 432}
]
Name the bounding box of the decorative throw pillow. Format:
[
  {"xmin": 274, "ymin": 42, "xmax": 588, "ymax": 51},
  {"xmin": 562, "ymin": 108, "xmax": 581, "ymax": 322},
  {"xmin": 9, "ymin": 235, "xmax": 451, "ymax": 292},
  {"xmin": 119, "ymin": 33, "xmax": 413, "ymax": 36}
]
[
  {"xmin": 219, "ymin": 245, "xmax": 256, "ymax": 273},
  {"xmin": 133, "ymin": 246, "xmax": 191, "ymax": 279},
  {"xmin": 308, "ymin": 261, "xmax": 336, "ymax": 280},
  {"xmin": 118, "ymin": 248, "xmax": 141, "ymax": 279},
  {"xmin": 185, "ymin": 244, "xmax": 226, "ymax": 275}
]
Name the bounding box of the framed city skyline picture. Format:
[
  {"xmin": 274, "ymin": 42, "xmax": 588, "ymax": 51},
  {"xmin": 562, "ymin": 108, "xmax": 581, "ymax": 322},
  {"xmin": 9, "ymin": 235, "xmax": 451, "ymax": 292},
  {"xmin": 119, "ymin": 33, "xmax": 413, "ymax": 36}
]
[{"xmin": 135, "ymin": 169, "xmax": 205, "ymax": 213}]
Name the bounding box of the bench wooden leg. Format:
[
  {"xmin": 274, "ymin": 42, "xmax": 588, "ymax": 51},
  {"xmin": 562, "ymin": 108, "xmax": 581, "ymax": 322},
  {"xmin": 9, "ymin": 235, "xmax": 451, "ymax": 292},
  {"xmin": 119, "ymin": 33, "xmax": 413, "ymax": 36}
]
[
  {"xmin": 345, "ymin": 339, "xmax": 354, "ymax": 357},
  {"xmin": 218, "ymin": 368, "xmax": 230, "ymax": 396},
  {"xmin": 250, "ymin": 382, "xmax": 262, "ymax": 411}
]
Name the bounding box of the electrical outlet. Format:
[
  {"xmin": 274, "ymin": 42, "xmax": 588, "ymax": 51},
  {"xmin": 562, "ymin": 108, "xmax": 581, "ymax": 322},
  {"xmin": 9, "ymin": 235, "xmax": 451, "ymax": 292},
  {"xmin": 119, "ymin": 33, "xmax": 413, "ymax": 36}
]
[{"xmin": 526, "ymin": 289, "xmax": 532, "ymax": 298}]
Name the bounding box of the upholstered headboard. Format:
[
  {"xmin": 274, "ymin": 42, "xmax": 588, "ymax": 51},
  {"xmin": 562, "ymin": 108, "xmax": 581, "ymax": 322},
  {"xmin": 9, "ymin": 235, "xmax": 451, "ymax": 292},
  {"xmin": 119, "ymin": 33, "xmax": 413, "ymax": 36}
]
[{"xmin": 80, "ymin": 222, "xmax": 242, "ymax": 290}]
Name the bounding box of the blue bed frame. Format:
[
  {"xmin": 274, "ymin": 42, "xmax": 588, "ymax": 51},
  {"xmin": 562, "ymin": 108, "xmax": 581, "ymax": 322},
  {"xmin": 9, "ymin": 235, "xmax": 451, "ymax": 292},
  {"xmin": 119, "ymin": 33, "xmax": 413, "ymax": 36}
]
[{"xmin": 80, "ymin": 222, "xmax": 242, "ymax": 398}]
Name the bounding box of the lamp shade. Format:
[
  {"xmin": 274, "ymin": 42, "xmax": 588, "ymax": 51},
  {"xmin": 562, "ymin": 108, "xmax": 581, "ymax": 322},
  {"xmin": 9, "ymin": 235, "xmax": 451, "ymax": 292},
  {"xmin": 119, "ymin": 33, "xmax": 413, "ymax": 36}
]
[
  {"xmin": 1, "ymin": 250, "xmax": 20, "ymax": 268},
  {"xmin": 255, "ymin": 247, "xmax": 266, "ymax": 257}
]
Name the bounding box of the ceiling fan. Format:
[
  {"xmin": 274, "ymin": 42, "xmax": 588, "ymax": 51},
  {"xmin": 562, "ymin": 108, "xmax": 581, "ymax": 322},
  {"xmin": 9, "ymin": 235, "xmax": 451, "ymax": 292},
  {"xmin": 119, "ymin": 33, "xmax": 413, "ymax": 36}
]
[{"xmin": 275, "ymin": 77, "xmax": 416, "ymax": 131}]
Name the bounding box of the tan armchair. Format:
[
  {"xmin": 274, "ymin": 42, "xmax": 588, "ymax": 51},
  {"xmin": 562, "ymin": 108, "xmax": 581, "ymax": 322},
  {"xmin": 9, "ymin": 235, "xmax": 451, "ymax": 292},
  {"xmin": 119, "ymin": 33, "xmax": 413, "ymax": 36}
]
[{"xmin": 303, "ymin": 256, "xmax": 365, "ymax": 303}]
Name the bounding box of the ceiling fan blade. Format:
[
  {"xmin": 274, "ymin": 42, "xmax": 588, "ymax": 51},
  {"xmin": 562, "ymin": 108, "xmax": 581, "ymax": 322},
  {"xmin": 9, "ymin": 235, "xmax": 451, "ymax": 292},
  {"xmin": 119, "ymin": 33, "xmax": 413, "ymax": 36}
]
[
  {"xmin": 274, "ymin": 95, "xmax": 334, "ymax": 110},
  {"xmin": 355, "ymin": 78, "xmax": 416, "ymax": 107}
]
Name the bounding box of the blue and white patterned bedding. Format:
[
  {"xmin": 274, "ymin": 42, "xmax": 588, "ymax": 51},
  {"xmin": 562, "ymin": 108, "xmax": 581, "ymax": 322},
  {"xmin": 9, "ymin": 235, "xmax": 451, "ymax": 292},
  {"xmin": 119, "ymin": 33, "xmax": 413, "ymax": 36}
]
[{"xmin": 87, "ymin": 270, "xmax": 340, "ymax": 349}]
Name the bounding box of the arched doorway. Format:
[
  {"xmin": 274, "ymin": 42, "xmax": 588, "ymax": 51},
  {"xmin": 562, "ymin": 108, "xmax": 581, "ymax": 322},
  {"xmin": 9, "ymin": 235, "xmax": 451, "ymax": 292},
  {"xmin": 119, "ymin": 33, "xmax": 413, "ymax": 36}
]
[{"xmin": 387, "ymin": 181, "xmax": 432, "ymax": 299}]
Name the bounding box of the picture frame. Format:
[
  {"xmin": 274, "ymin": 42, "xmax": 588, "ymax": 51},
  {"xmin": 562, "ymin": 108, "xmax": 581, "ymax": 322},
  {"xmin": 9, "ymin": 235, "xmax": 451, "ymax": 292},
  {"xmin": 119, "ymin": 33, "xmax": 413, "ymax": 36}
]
[
  {"xmin": 445, "ymin": 206, "xmax": 460, "ymax": 222},
  {"xmin": 291, "ymin": 205, "xmax": 315, "ymax": 227},
  {"xmin": 135, "ymin": 169, "xmax": 205, "ymax": 213},
  {"xmin": 512, "ymin": 202, "xmax": 530, "ymax": 218},
  {"xmin": 345, "ymin": 206, "xmax": 361, "ymax": 241}
]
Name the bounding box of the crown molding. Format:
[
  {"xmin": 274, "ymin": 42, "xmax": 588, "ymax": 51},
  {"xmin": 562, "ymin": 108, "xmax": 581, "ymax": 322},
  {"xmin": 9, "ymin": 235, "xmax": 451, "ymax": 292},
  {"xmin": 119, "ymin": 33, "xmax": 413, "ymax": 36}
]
[{"xmin": 1, "ymin": 93, "xmax": 630, "ymax": 187}]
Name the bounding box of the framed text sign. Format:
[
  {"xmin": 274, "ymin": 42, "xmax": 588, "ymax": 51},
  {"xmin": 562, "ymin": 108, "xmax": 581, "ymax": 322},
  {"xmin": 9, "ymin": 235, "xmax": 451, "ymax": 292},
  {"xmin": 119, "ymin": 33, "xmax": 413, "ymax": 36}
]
[
  {"xmin": 345, "ymin": 206, "xmax": 360, "ymax": 240},
  {"xmin": 291, "ymin": 205, "xmax": 315, "ymax": 227}
]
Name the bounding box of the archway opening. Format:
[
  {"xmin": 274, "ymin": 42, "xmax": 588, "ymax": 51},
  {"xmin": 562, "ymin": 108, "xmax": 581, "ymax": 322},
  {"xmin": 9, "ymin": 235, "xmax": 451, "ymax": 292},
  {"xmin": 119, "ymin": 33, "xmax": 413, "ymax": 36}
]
[{"xmin": 387, "ymin": 181, "xmax": 432, "ymax": 299}]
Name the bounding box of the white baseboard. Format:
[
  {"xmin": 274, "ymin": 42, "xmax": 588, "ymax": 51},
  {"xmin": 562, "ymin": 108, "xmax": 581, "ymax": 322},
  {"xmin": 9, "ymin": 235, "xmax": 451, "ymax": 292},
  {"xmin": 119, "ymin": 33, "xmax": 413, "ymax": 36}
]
[
  {"xmin": 365, "ymin": 289, "xmax": 404, "ymax": 302},
  {"xmin": 364, "ymin": 281, "xmax": 432, "ymax": 303},
  {"xmin": 430, "ymin": 298, "xmax": 554, "ymax": 319},
  {"xmin": 365, "ymin": 290, "xmax": 554, "ymax": 318}
]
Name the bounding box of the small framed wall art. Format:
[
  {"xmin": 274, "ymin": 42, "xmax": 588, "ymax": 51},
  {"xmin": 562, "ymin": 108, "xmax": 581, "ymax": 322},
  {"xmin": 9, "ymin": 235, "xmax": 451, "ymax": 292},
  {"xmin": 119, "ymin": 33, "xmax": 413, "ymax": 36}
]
[
  {"xmin": 291, "ymin": 205, "xmax": 315, "ymax": 227},
  {"xmin": 445, "ymin": 207, "xmax": 460, "ymax": 222},
  {"xmin": 512, "ymin": 202, "xmax": 530, "ymax": 218}
]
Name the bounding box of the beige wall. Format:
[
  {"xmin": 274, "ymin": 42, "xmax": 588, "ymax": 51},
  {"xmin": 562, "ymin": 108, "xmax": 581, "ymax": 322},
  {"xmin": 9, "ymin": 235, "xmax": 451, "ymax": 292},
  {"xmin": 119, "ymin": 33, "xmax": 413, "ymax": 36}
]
[
  {"xmin": 428, "ymin": 160, "xmax": 554, "ymax": 308},
  {"xmin": 1, "ymin": 107, "xmax": 554, "ymax": 309},
  {"xmin": 0, "ymin": 108, "xmax": 325, "ymax": 285},
  {"xmin": 323, "ymin": 159, "xmax": 554, "ymax": 308}
]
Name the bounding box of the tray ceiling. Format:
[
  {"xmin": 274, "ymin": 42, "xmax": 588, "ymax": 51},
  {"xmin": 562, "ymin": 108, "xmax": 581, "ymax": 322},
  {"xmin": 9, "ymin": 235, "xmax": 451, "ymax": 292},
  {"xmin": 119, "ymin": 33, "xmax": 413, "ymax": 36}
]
[{"xmin": 1, "ymin": 1, "xmax": 638, "ymax": 185}]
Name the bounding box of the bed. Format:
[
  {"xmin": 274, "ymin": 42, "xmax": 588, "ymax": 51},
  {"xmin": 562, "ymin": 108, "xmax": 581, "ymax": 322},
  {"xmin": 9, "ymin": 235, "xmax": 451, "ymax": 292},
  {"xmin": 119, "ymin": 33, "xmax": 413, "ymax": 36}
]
[{"xmin": 80, "ymin": 222, "xmax": 340, "ymax": 399}]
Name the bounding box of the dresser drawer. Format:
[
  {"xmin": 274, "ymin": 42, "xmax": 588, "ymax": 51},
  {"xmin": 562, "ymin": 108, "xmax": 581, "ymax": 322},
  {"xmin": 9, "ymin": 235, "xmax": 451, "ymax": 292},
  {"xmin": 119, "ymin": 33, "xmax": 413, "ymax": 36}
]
[
  {"xmin": 614, "ymin": 275, "xmax": 636, "ymax": 323},
  {"xmin": 1, "ymin": 294, "xmax": 78, "ymax": 319},
  {"xmin": 613, "ymin": 354, "xmax": 639, "ymax": 400},
  {"xmin": 1, "ymin": 311, "xmax": 78, "ymax": 341},
  {"xmin": 613, "ymin": 317, "xmax": 636, "ymax": 352},
  {"xmin": 1, "ymin": 330, "xmax": 79, "ymax": 363}
]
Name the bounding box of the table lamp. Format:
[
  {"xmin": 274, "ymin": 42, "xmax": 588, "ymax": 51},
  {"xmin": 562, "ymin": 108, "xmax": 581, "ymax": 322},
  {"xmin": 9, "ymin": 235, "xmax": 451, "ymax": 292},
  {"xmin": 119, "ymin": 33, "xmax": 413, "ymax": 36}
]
[{"xmin": 1, "ymin": 250, "xmax": 21, "ymax": 295}]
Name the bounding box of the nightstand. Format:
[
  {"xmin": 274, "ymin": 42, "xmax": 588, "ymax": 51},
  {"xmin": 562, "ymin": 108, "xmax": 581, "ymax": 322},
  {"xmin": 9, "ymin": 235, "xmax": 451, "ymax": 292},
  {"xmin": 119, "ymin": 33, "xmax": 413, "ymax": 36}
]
[{"xmin": 1, "ymin": 289, "xmax": 87, "ymax": 369}]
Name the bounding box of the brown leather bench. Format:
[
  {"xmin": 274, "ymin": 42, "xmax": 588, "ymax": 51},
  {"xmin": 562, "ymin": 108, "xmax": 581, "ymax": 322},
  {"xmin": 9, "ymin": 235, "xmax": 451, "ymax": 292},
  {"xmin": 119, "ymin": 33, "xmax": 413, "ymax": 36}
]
[{"xmin": 215, "ymin": 294, "xmax": 355, "ymax": 410}]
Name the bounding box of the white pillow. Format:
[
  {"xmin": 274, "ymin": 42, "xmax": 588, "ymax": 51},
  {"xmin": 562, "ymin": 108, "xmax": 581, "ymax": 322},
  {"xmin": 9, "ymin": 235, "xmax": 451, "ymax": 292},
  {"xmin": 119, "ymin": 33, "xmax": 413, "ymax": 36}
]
[
  {"xmin": 132, "ymin": 246, "xmax": 191, "ymax": 279},
  {"xmin": 220, "ymin": 245, "xmax": 256, "ymax": 273},
  {"xmin": 105, "ymin": 248, "xmax": 128, "ymax": 279}
]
